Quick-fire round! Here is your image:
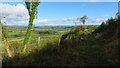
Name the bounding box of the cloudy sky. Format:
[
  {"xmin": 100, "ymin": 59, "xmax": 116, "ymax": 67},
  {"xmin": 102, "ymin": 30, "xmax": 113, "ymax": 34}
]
[{"xmin": 0, "ymin": 1, "xmax": 119, "ymax": 26}]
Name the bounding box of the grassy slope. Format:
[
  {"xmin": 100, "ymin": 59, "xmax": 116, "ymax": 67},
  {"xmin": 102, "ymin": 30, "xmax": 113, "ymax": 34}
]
[{"xmin": 2, "ymin": 17, "xmax": 120, "ymax": 66}]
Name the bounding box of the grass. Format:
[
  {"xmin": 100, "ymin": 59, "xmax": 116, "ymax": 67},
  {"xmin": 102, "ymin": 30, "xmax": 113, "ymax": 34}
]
[
  {"xmin": 2, "ymin": 34, "xmax": 108, "ymax": 66},
  {"xmin": 1, "ymin": 22, "xmax": 120, "ymax": 66},
  {"xmin": 1, "ymin": 26, "xmax": 71, "ymax": 57}
]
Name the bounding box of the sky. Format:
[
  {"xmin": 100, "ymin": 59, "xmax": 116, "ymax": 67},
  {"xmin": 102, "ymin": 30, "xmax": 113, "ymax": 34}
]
[
  {"xmin": 0, "ymin": 1, "xmax": 119, "ymax": 26},
  {"xmin": 0, "ymin": 0, "xmax": 119, "ymax": 2}
]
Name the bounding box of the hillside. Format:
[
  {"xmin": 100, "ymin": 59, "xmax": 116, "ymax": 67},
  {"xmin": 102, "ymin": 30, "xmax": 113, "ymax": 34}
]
[{"xmin": 2, "ymin": 17, "xmax": 120, "ymax": 66}]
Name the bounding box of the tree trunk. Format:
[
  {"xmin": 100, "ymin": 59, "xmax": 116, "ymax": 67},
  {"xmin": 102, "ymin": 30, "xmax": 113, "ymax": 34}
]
[
  {"xmin": 4, "ymin": 39, "xmax": 13, "ymax": 58},
  {"xmin": 1, "ymin": 24, "xmax": 13, "ymax": 58},
  {"xmin": 23, "ymin": 1, "xmax": 40, "ymax": 53},
  {"xmin": 23, "ymin": 9, "xmax": 35, "ymax": 53}
]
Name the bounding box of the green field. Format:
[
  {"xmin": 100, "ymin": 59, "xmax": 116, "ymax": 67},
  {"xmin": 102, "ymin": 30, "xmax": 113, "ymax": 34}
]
[
  {"xmin": 1, "ymin": 18, "xmax": 120, "ymax": 66},
  {"xmin": 1, "ymin": 26, "xmax": 73, "ymax": 56}
]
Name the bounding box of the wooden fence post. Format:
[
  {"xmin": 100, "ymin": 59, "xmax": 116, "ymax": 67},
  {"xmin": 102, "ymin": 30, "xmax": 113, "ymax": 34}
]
[
  {"xmin": 58, "ymin": 39, "xmax": 61, "ymax": 46},
  {"xmin": 38, "ymin": 36, "xmax": 40, "ymax": 47}
]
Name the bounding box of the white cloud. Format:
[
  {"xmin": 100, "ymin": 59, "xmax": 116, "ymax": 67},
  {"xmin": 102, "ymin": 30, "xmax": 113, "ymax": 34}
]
[
  {"xmin": 0, "ymin": 3, "xmax": 29, "ymax": 24},
  {"xmin": 95, "ymin": 17, "xmax": 104, "ymax": 22},
  {"xmin": 0, "ymin": 0, "xmax": 39, "ymax": 2},
  {"xmin": 64, "ymin": 16, "xmax": 107, "ymax": 23},
  {"xmin": 38, "ymin": 19, "xmax": 48, "ymax": 23},
  {"xmin": 63, "ymin": 16, "xmax": 106, "ymax": 24},
  {"xmin": 89, "ymin": 16, "xmax": 106, "ymax": 23},
  {"xmin": 41, "ymin": 0, "xmax": 119, "ymax": 2},
  {"xmin": 63, "ymin": 17, "xmax": 78, "ymax": 22}
]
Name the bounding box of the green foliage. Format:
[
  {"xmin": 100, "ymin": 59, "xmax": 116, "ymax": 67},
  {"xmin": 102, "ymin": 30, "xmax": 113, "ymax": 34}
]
[
  {"xmin": 2, "ymin": 24, "xmax": 7, "ymax": 40},
  {"xmin": 67, "ymin": 26, "xmax": 83, "ymax": 41},
  {"xmin": 100, "ymin": 22, "xmax": 105, "ymax": 27},
  {"xmin": 62, "ymin": 26, "xmax": 97, "ymax": 42},
  {"xmin": 78, "ymin": 16, "xmax": 88, "ymax": 25}
]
